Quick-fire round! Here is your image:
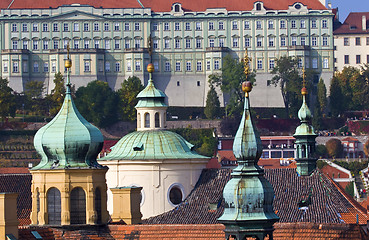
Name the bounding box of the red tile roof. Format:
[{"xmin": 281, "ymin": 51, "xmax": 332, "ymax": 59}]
[
  {"xmin": 334, "ymin": 12, "xmax": 369, "ymax": 35},
  {"xmin": 0, "ymin": 167, "xmax": 30, "ymax": 174},
  {"xmin": 342, "ymin": 137, "xmax": 360, "ymax": 142},
  {"xmin": 4, "ymin": 0, "xmax": 327, "ymax": 11}
]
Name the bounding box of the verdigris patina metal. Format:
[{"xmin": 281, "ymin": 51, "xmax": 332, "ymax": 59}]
[{"xmin": 218, "ymin": 49, "xmax": 279, "ymax": 240}]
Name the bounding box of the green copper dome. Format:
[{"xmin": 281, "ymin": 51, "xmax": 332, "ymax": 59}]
[
  {"xmin": 294, "ymin": 93, "xmax": 316, "ymax": 136},
  {"xmin": 99, "ymin": 130, "xmax": 208, "ymax": 160},
  {"xmin": 33, "ymin": 71, "xmax": 104, "ymax": 170},
  {"xmin": 135, "ymin": 79, "xmax": 167, "ymax": 108}
]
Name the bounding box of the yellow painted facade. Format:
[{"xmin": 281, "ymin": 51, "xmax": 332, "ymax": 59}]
[{"xmin": 0, "ymin": 193, "xmax": 18, "ymax": 239}]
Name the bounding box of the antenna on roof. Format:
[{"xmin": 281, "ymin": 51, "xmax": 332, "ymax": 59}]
[{"xmin": 136, "ymin": 0, "xmax": 145, "ymax": 8}]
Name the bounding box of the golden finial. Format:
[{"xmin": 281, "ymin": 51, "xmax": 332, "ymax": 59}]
[
  {"xmin": 242, "ymin": 81, "xmax": 252, "ymax": 98},
  {"xmin": 65, "ymin": 42, "xmax": 72, "ymax": 69},
  {"xmin": 147, "ymin": 63, "xmax": 154, "ymax": 73},
  {"xmin": 301, "ymin": 67, "xmax": 307, "ymax": 95},
  {"xmin": 243, "ymin": 48, "xmax": 251, "ymax": 80}
]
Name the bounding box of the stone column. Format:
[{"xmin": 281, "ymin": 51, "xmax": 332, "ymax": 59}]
[
  {"xmin": 0, "ymin": 193, "xmax": 19, "ymax": 239},
  {"xmin": 61, "ymin": 184, "xmax": 70, "ymax": 225}
]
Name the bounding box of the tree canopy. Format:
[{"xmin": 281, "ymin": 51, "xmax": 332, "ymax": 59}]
[
  {"xmin": 0, "ymin": 77, "xmax": 16, "ymax": 121},
  {"xmin": 24, "ymin": 80, "xmax": 46, "ymax": 115},
  {"xmin": 204, "ymin": 84, "xmax": 221, "ymax": 119},
  {"xmin": 47, "ymin": 72, "xmax": 66, "ymax": 116},
  {"xmin": 325, "ymin": 138, "xmax": 343, "ymax": 159},
  {"xmin": 75, "ymin": 80, "xmax": 119, "ymax": 127},
  {"xmin": 117, "ymin": 76, "xmax": 144, "ymax": 122},
  {"xmin": 209, "ymin": 54, "xmax": 255, "ymax": 118}
]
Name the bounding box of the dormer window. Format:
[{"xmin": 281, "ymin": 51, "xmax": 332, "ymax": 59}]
[
  {"xmin": 172, "ymin": 3, "xmax": 182, "ymax": 13},
  {"xmin": 256, "ymin": 3, "xmax": 261, "ymax": 11},
  {"xmin": 175, "ymin": 4, "xmax": 180, "ymax": 12}
]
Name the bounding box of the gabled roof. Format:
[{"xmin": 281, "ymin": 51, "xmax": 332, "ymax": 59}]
[
  {"xmin": 3, "ymin": 0, "xmax": 327, "ymax": 11},
  {"xmin": 144, "ymin": 168, "xmax": 368, "ymax": 225},
  {"xmin": 334, "ymin": 12, "xmax": 369, "ymax": 35}
]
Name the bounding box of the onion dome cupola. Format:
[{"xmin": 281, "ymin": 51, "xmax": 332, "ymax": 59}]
[
  {"xmin": 135, "ymin": 63, "xmax": 168, "ymax": 131},
  {"xmin": 32, "ymin": 47, "xmax": 104, "ymax": 170},
  {"xmin": 293, "ymin": 69, "xmax": 318, "ymax": 176},
  {"xmin": 218, "ymin": 49, "xmax": 279, "ymax": 240}
]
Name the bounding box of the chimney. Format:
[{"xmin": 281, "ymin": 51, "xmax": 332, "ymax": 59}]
[
  {"xmin": 0, "ymin": 193, "xmax": 19, "ymax": 239},
  {"xmin": 110, "ymin": 187, "xmax": 142, "ymax": 224},
  {"xmin": 363, "ymin": 15, "xmax": 367, "ymax": 31},
  {"xmin": 327, "ymin": 1, "xmax": 332, "ymax": 9}
]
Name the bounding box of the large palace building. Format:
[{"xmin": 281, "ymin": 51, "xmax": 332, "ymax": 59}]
[{"xmin": 0, "ymin": 0, "xmax": 333, "ymax": 107}]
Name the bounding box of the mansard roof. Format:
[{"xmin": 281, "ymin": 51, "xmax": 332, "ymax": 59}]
[{"xmin": 4, "ymin": 0, "xmax": 326, "ymax": 11}]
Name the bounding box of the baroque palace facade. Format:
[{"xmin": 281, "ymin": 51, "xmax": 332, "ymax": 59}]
[{"xmin": 0, "ymin": 0, "xmax": 333, "ymax": 107}]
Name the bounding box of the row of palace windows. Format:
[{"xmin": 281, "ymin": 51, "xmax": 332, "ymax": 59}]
[
  {"xmin": 343, "ymin": 37, "xmax": 369, "ymax": 46},
  {"xmin": 11, "ymin": 22, "xmax": 141, "ymax": 33},
  {"xmin": 10, "ymin": 35, "xmax": 330, "ymax": 52},
  {"xmin": 343, "ymin": 54, "xmax": 369, "ymax": 65},
  {"xmin": 10, "ymin": 19, "xmax": 329, "ymax": 33},
  {"xmin": 38, "ymin": 187, "xmax": 102, "ymax": 225},
  {"xmin": 151, "ymin": 19, "xmax": 329, "ymax": 31}
]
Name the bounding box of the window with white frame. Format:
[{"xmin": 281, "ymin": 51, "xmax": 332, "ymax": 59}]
[
  {"xmin": 269, "ymin": 59, "xmax": 275, "ymax": 69},
  {"xmin": 153, "ymin": 39, "xmax": 158, "ymax": 49},
  {"xmin": 83, "ymin": 23, "xmax": 89, "ymax": 31},
  {"xmin": 94, "ymin": 23, "xmax": 99, "ymax": 31},
  {"xmin": 281, "ymin": 36, "xmax": 286, "ymax": 46},
  {"xmin": 175, "ymin": 39, "xmax": 180, "ymax": 49},
  {"xmin": 53, "ymin": 40, "xmax": 58, "ymax": 49},
  {"xmin": 43, "ymin": 40, "xmax": 49, "ymax": 50},
  {"xmin": 209, "ymin": 38, "xmax": 215, "ymax": 47},
  {"xmin": 291, "ymin": 36, "xmax": 297, "ymax": 46},
  {"xmin": 185, "ymin": 39, "xmax": 191, "ymax": 48},
  {"xmin": 214, "ymin": 60, "xmax": 219, "ymax": 70},
  {"xmin": 105, "ymin": 62, "xmax": 110, "ymax": 72},
  {"xmin": 300, "ymin": 20, "xmax": 306, "ymax": 28},
  {"xmin": 115, "ymin": 39, "xmax": 120, "ymax": 49},
  {"xmin": 135, "ymin": 60, "xmax": 141, "ymax": 71},
  {"xmin": 185, "ymin": 22, "xmax": 191, "ymax": 31},
  {"xmin": 33, "ymin": 62, "xmax": 39, "ymax": 72},
  {"xmin": 195, "ymin": 22, "xmax": 201, "ymax": 30},
  {"xmin": 126, "ymin": 61, "xmax": 131, "ymax": 71},
  {"xmin": 12, "ymin": 40, "xmax": 18, "ymax": 50},
  {"xmin": 135, "ymin": 39, "xmax": 141, "ymax": 48},
  {"xmin": 13, "ymin": 62, "xmax": 19, "ymax": 73},
  {"xmin": 3, "ymin": 62, "xmax": 8, "ymax": 73},
  {"xmin": 115, "ymin": 62, "xmax": 120, "ymax": 72},
  {"xmin": 152, "ymin": 23, "xmax": 158, "ymax": 31},
  {"xmin": 164, "ymin": 23, "xmax": 169, "ymax": 31},
  {"xmin": 244, "ymin": 21, "xmax": 250, "ymax": 29},
  {"xmin": 175, "ymin": 61, "xmax": 181, "ymax": 71},
  {"xmin": 301, "ymin": 37, "xmax": 306, "ymax": 46},
  {"xmin": 22, "ymin": 23, "xmax": 28, "ymax": 32},
  {"xmin": 84, "ymin": 40, "xmax": 90, "ymax": 49},
  {"xmin": 74, "ymin": 39, "xmax": 79, "ymax": 49},
  {"xmin": 219, "ymin": 38, "xmax": 225, "ymax": 47},
  {"xmin": 323, "ymin": 58, "xmax": 329, "ymax": 69},
  {"xmin": 33, "ymin": 40, "xmax": 39, "ymax": 50},
  {"xmin": 84, "ymin": 61, "xmax": 90, "ymax": 72},
  {"xmin": 33, "ymin": 24, "xmax": 38, "ymax": 32},
  {"xmin": 53, "ymin": 23, "xmax": 58, "ymax": 32},
  {"xmin": 23, "ymin": 40, "xmax": 28, "ymax": 50},
  {"xmin": 105, "ymin": 39, "xmax": 110, "ymax": 49},
  {"xmin": 209, "ymin": 22, "xmax": 214, "ymax": 30},
  {"xmin": 103, "ymin": 23, "xmax": 109, "ymax": 31},
  {"xmin": 233, "ymin": 37, "xmax": 239, "ymax": 48},
  {"xmin": 312, "ymin": 58, "xmax": 318, "ymax": 69},
  {"xmin": 164, "ymin": 39, "xmax": 170, "ymax": 49},
  {"xmin": 311, "ymin": 19, "xmax": 317, "ymax": 28},
  {"xmin": 73, "ymin": 23, "xmax": 79, "ymax": 31},
  {"xmin": 291, "ymin": 20, "xmax": 296, "ymax": 28},
  {"xmin": 12, "ymin": 23, "xmax": 17, "ymax": 32},
  {"xmin": 232, "ymin": 21, "xmax": 238, "ymax": 30},
  {"xmin": 186, "ymin": 61, "xmax": 191, "ymax": 71},
  {"xmin": 42, "ymin": 23, "xmax": 48, "ymax": 32},
  {"xmin": 94, "ymin": 40, "xmax": 100, "ymax": 49},
  {"xmin": 63, "ymin": 23, "xmax": 68, "ymax": 32},
  {"xmin": 51, "ymin": 61, "xmax": 56, "ymax": 72},
  {"xmin": 256, "ymin": 21, "xmax": 262, "ymax": 29},
  {"xmin": 257, "ymin": 37, "xmax": 262, "ymax": 47},
  {"xmin": 322, "ymin": 36, "xmax": 328, "ymax": 46},
  {"xmin": 268, "ymin": 20, "xmax": 274, "ymax": 29},
  {"xmin": 344, "ymin": 37, "xmax": 349, "ymax": 46},
  {"xmin": 134, "ymin": 22, "xmax": 140, "ymax": 31},
  {"xmin": 219, "ymin": 22, "xmax": 224, "ymax": 30},
  {"xmin": 268, "ymin": 37, "xmax": 275, "ymax": 47},
  {"xmin": 124, "ymin": 23, "xmax": 130, "ymax": 31},
  {"xmin": 322, "ymin": 19, "xmax": 327, "ymax": 28},
  {"xmin": 165, "ymin": 61, "xmax": 170, "ymax": 72},
  {"xmin": 245, "ymin": 37, "xmax": 251, "ymax": 48},
  {"xmin": 257, "ymin": 59, "xmax": 263, "ymax": 69},
  {"xmin": 280, "ymin": 20, "xmax": 286, "ymax": 29},
  {"xmin": 124, "ymin": 39, "xmax": 130, "ymax": 49},
  {"xmin": 196, "ymin": 38, "xmax": 202, "ymax": 48},
  {"xmin": 175, "ymin": 22, "xmax": 180, "ymax": 31},
  {"xmin": 114, "ymin": 22, "xmax": 120, "ymax": 31},
  {"xmin": 206, "ymin": 61, "xmax": 211, "ymax": 70},
  {"xmin": 196, "ymin": 61, "xmax": 202, "ymax": 71},
  {"xmin": 312, "ymin": 37, "xmax": 317, "ymax": 46}
]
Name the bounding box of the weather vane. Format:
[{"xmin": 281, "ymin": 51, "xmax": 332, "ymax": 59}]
[
  {"xmin": 302, "ymin": 67, "xmax": 306, "ymax": 88},
  {"xmin": 243, "ymin": 48, "xmax": 251, "ymax": 81},
  {"xmin": 67, "ymin": 42, "xmax": 70, "ymax": 60}
]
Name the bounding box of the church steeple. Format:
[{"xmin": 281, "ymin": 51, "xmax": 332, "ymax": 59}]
[
  {"xmin": 218, "ymin": 49, "xmax": 279, "ymax": 240},
  {"xmin": 293, "ymin": 68, "xmax": 318, "ymax": 176}
]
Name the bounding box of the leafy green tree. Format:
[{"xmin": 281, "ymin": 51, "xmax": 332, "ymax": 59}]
[
  {"xmin": 117, "ymin": 76, "xmax": 144, "ymax": 121},
  {"xmin": 0, "ymin": 77, "xmax": 16, "ymax": 121},
  {"xmin": 317, "ymin": 78, "xmax": 327, "ymax": 114},
  {"xmin": 75, "ymin": 80, "xmax": 119, "ymax": 127},
  {"xmin": 316, "ymin": 145, "xmax": 327, "ymax": 159},
  {"xmin": 344, "ymin": 182, "xmax": 355, "ymax": 197},
  {"xmin": 312, "ymin": 104, "xmax": 323, "ymax": 131},
  {"xmin": 329, "ymin": 76, "xmax": 344, "ymax": 117},
  {"xmin": 269, "ymin": 56, "xmax": 302, "ymax": 117},
  {"xmin": 359, "ymin": 64, "xmax": 369, "ymax": 110},
  {"xmin": 24, "ymin": 81, "xmax": 46, "ymax": 115},
  {"xmin": 209, "ymin": 54, "xmax": 255, "ymax": 118},
  {"xmin": 325, "ymin": 138, "xmax": 343, "ymax": 159},
  {"xmin": 47, "ymin": 72, "xmax": 66, "ymax": 116},
  {"xmin": 204, "ymin": 84, "xmax": 221, "ymax": 119}
]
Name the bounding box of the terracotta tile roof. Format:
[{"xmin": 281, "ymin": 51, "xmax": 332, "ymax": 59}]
[
  {"xmin": 144, "ymin": 168, "xmax": 369, "ymax": 225},
  {"xmin": 258, "ymin": 158, "xmax": 295, "ymax": 169},
  {"xmin": 217, "ymin": 150, "xmax": 236, "ymax": 161},
  {"xmin": 0, "ymin": 174, "xmax": 32, "ymax": 226},
  {"xmin": 0, "ymin": 167, "xmax": 30, "ymax": 174},
  {"xmin": 334, "ymin": 12, "xmax": 369, "ymax": 35},
  {"xmin": 206, "ymin": 157, "xmax": 221, "ymax": 169},
  {"xmin": 342, "ymin": 137, "xmax": 360, "ymax": 142},
  {"xmin": 4, "ymin": 0, "xmax": 327, "ymax": 11}
]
